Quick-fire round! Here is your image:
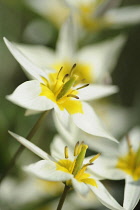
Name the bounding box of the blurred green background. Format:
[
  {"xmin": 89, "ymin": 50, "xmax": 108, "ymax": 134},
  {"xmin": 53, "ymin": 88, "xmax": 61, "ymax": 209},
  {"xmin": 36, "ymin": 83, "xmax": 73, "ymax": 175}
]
[{"xmin": 0, "ymin": 0, "xmax": 140, "ymax": 209}]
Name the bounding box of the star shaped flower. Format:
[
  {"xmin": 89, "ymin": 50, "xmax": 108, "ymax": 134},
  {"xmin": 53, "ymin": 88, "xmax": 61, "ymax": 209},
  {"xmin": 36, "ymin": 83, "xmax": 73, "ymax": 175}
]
[
  {"xmin": 25, "ymin": 0, "xmax": 140, "ymax": 31},
  {"xmin": 4, "ymin": 36, "xmax": 118, "ymax": 141},
  {"xmin": 15, "ymin": 17, "xmax": 125, "ymax": 86},
  {"xmin": 9, "ymin": 131, "xmax": 125, "ymax": 210},
  {"xmin": 89, "ymin": 127, "xmax": 140, "ymax": 210}
]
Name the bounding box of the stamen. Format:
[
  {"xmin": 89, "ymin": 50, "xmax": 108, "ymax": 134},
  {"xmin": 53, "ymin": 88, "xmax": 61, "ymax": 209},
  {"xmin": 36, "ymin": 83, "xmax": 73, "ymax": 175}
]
[
  {"xmin": 62, "ymin": 74, "xmax": 69, "ymax": 83},
  {"xmin": 57, "ymin": 66, "xmax": 63, "ymax": 80},
  {"xmin": 76, "ymin": 84, "xmax": 89, "ymax": 90},
  {"xmin": 69, "ymin": 63, "xmax": 76, "ymax": 76},
  {"xmin": 82, "ymin": 162, "xmax": 94, "ymax": 168},
  {"xmin": 41, "ymin": 77, "xmax": 49, "ymax": 87},
  {"xmin": 126, "ymin": 135, "xmax": 133, "ymax": 154},
  {"xmin": 64, "ymin": 146, "xmax": 69, "ymax": 159},
  {"xmin": 74, "ymin": 141, "xmax": 80, "ymax": 156},
  {"xmin": 89, "ymin": 153, "xmax": 101, "ymax": 163},
  {"xmin": 67, "ymin": 94, "xmax": 79, "ymax": 99}
]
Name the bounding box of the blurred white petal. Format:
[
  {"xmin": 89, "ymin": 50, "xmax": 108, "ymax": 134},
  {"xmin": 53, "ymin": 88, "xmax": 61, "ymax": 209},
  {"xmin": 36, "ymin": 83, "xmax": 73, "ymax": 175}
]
[
  {"xmin": 90, "ymin": 181, "xmax": 125, "ymax": 210},
  {"xmin": 78, "ymin": 85, "xmax": 118, "ymax": 101},
  {"xmin": 106, "ymin": 6, "xmax": 140, "ymax": 26},
  {"xmin": 123, "ymin": 176, "xmax": 140, "ymax": 210},
  {"xmin": 72, "ymin": 102, "xmax": 117, "ymax": 142},
  {"xmin": 72, "ymin": 177, "xmax": 90, "ymax": 195}
]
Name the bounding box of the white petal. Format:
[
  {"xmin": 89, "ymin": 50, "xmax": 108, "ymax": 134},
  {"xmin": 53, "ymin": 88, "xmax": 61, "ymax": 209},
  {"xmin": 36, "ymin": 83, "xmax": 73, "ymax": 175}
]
[
  {"xmin": 50, "ymin": 135, "xmax": 66, "ymax": 160},
  {"xmin": 26, "ymin": 0, "xmax": 67, "ymax": 27},
  {"xmin": 72, "ymin": 102, "xmax": 118, "ymax": 142},
  {"xmin": 25, "ymin": 109, "xmax": 42, "ymax": 116},
  {"xmin": 56, "ymin": 16, "xmax": 77, "ymax": 60},
  {"xmin": 119, "ymin": 127, "xmax": 140, "ymax": 155},
  {"xmin": 53, "ymin": 112, "xmax": 73, "ymax": 142},
  {"xmin": 16, "ymin": 44, "xmax": 55, "ymax": 72},
  {"xmin": 78, "ymin": 85, "xmax": 118, "ymax": 101},
  {"xmin": 90, "ymin": 181, "xmax": 125, "ymax": 210},
  {"xmin": 24, "ymin": 160, "xmax": 73, "ymax": 181},
  {"xmin": 50, "ymin": 135, "xmax": 74, "ymax": 161},
  {"xmin": 106, "ymin": 6, "xmax": 140, "ymax": 26},
  {"xmin": 85, "ymin": 134, "xmax": 119, "ymax": 155},
  {"xmin": 72, "ymin": 178, "xmax": 89, "ymax": 196},
  {"xmin": 4, "ymin": 38, "xmax": 51, "ymax": 83},
  {"xmin": 123, "ymin": 176, "xmax": 140, "ymax": 210},
  {"xmin": 54, "ymin": 104, "xmax": 70, "ymax": 129},
  {"xmin": 9, "ymin": 131, "xmax": 53, "ymax": 161},
  {"xmin": 7, "ymin": 80, "xmax": 54, "ymax": 111},
  {"xmin": 88, "ymin": 156, "xmax": 126, "ymax": 180},
  {"xmin": 77, "ymin": 36, "xmax": 126, "ymax": 82}
]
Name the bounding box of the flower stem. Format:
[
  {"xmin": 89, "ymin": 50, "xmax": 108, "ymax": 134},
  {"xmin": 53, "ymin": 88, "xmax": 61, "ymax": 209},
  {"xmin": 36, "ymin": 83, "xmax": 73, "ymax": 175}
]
[
  {"xmin": 56, "ymin": 185, "xmax": 70, "ymax": 210},
  {"xmin": 0, "ymin": 111, "xmax": 48, "ymax": 185}
]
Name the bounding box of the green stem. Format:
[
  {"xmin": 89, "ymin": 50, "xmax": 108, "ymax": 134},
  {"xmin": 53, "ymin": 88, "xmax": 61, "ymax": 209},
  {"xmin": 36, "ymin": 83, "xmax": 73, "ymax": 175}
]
[
  {"xmin": 56, "ymin": 185, "xmax": 70, "ymax": 210},
  {"xmin": 0, "ymin": 111, "xmax": 48, "ymax": 185}
]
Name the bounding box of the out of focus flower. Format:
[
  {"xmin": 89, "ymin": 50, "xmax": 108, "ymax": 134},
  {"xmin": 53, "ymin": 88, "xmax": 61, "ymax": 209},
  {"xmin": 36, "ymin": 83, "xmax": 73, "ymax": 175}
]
[
  {"xmin": 4, "ymin": 37, "xmax": 118, "ymax": 141},
  {"xmin": 25, "ymin": 0, "xmax": 140, "ymax": 31},
  {"xmin": 90, "ymin": 127, "xmax": 140, "ymax": 210},
  {"xmin": 53, "ymin": 100, "xmax": 136, "ymax": 155},
  {"xmin": 66, "ymin": 0, "xmax": 140, "ymax": 31},
  {"xmin": 16, "ymin": 17, "xmax": 125, "ymax": 85},
  {"xmin": 9, "ymin": 131, "xmax": 125, "ymax": 210}
]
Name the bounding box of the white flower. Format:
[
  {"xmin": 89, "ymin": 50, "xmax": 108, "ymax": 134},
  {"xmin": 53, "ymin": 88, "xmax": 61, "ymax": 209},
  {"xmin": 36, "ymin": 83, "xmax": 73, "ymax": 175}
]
[
  {"xmin": 16, "ymin": 17, "xmax": 125, "ymax": 85},
  {"xmin": 25, "ymin": 0, "xmax": 140, "ymax": 31},
  {"xmin": 4, "ymin": 36, "xmax": 118, "ymax": 141},
  {"xmin": 65, "ymin": 0, "xmax": 140, "ymax": 31},
  {"xmin": 9, "ymin": 131, "xmax": 125, "ymax": 210},
  {"xmin": 89, "ymin": 127, "xmax": 140, "ymax": 210}
]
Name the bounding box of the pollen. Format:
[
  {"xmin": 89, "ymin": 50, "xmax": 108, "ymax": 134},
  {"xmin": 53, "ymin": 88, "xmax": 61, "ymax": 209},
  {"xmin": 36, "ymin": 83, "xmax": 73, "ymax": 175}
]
[{"xmin": 116, "ymin": 136, "xmax": 140, "ymax": 181}]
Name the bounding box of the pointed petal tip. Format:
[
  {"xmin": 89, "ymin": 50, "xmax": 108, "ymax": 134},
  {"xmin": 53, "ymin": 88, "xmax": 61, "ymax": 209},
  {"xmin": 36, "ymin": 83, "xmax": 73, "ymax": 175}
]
[{"xmin": 8, "ymin": 130, "xmax": 17, "ymax": 139}]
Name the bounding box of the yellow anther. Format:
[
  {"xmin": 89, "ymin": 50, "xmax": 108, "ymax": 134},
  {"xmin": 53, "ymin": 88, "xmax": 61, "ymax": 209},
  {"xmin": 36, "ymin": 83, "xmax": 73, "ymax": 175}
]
[
  {"xmin": 74, "ymin": 141, "xmax": 80, "ymax": 156},
  {"xmin": 89, "ymin": 153, "xmax": 101, "ymax": 163},
  {"xmin": 64, "ymin": 146, "xmax": 69, "ymax": 159}
]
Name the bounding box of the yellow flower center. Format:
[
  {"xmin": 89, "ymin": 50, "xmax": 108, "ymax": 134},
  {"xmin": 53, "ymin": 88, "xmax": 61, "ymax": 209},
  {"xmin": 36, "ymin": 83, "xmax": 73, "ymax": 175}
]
[
  {"xmin": 78, "ymin": 1, "xmax": 112, "ymax": 31},
  {"xmin": 52, "ymin": 61, "xmax": 93, "ymax": 84},
  {"xmin": 56, "ymin": 142, "xmax": 100, "ymax": 187},
  {"xmin": 116, "ymin": 137, "xmax": 140, "ymax": 181},
  {"xmin": 40, "ymin": 64, "xmax": 90, "ymax": 114}
]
